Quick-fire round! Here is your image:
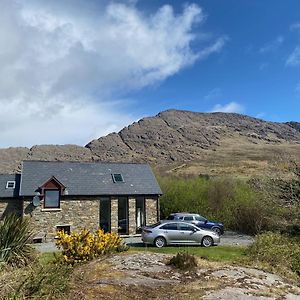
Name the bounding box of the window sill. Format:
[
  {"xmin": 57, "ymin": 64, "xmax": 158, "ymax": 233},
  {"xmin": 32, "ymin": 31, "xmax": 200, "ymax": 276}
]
[{"xmin": 41, "ymin": 208, "xmax": 62, "ymax": 212}]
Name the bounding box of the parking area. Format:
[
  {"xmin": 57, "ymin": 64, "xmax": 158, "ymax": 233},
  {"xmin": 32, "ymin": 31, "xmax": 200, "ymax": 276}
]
[{"xmin": 34, "ymin": 231, "xmax": 254, "ymax": 253}]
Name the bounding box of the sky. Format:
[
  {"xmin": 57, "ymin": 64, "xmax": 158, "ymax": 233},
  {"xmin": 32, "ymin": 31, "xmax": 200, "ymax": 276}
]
[{"xmin": 0, "ymin": 0, "xmax": 299, "ymax": 148}]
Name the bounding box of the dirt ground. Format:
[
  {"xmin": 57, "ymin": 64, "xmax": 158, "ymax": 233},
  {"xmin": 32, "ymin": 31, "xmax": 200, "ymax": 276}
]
[{"xmin": 69, "ymin": 252, "xmax": 300, "ymax": 300}]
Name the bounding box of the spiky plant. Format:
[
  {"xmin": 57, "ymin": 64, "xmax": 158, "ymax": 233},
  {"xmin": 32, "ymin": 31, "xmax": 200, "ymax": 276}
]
[{"xmin": 0, "ymin": 214, "xmax": 35, "ymax": 267}]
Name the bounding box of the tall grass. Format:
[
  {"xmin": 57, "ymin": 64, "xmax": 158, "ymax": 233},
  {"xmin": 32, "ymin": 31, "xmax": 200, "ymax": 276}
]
[
  {"xmin": 247, "ymin": 232, "xmax": 300, "ymax": 277},
  {"xmin": 0, "ymin": 214, "xmax": 35, "ymax": 267},
  {"xmin": 158, "ymin": 176, "xmax": 286, "ymax": 234}
]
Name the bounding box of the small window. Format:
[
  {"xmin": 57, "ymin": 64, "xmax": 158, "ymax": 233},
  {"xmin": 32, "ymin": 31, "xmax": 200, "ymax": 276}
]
[
  {"xmin": 161, "ymin": 223, "xmax": 178, "ymax": 230},
  {"xmin": 56, "ymin": 225, "xmax": 70, "ymax": 234},
  {"xmin": 6, "ymin": 181, "xmax": 16, "ymax": 189},
  {"xmin": 44, "ymin": 190, "xmax": 60, "ymax": 208},
  {"xmin": 183, "ymin": 216, "xmax": 194, "ymax": 221},
  {"xmin": 112, "ymin": 173, "xmax": 124, "ymax": 183}
]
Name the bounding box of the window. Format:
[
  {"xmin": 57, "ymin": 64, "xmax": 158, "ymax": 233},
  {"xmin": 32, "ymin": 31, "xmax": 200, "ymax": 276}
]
[
  {"xmin": 161, "ymin": 223, "xmax": 178, "ymax": 230},
  {"xmin": 183, "ymin": 216, "xmax": 194, "ymax": 221},
  {"xmin": 179, "ymin": 223, "xmax": 195, "ymax": 231},
  {"xmin": 195, "ymin": 215, "xmax": 206, "ymax": 222},
  {"xmin": 100, "ymin": 197, "xmax": 111, "ymax": 233},
  {"xmin": 136, "ymin": 197, "xmax": 145, "ymax": 233},
  {"xmin": 112, "ymin": 173, "xmax": 124, "ymax": 183},
  {"xmin": 6, "ymin": 181, "xmax": 16, "ymax": 189},
  {"xmin": 44, "ymin": 190, "xmax": 60, "ymax": 208},
  {"xmin": 118, "ymin": 196, "xmax": 128, "ymax": 234},
  {"xmin": 56, "ymin": 225, "xmax": 70, "ymax": 234}
]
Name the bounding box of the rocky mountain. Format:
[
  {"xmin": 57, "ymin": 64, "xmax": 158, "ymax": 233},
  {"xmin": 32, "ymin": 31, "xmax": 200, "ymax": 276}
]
[
  {"xmin": 1, "ymin": 110, "xmax": 300, "ymax": 176},
  {"xmin": 86, "ymin": 110, "xmax": 300, "ymax": 163}
]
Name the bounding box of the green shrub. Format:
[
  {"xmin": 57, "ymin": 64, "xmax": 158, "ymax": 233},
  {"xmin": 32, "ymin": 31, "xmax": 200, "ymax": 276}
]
[
  {"xmin": 247, "ymin": 232, "xmax": 300, "ymax": 276},
  {"xmin": 167, "ymin": 252, "xmax": 198, "ymax": 270},
  {"xmin": 159, "ymin": 176, "xmax": 280, "ymax": 234},
  {"xmin": 0, "ymin": 214, "xmax": 35, "ymax": 267}
]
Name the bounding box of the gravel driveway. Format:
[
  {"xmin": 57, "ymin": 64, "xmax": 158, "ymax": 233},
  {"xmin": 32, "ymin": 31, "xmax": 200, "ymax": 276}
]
[{"xmin": 34, "ymin": 231, "xmax": 254, "ymax": 253}]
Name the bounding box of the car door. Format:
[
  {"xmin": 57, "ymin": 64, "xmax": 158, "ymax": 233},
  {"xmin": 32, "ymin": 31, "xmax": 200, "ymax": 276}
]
[
  {"xmin": 178, "ymin": 223, "xmax": 199, "ymax": 244},
  {"xmin": 159, "ymin": 223, "xmax": 181, "ymax": 244}
]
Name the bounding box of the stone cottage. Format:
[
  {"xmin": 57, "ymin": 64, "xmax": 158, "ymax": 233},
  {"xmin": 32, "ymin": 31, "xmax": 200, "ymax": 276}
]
[{"xmin": 0, "ymin": 161, "xmax": 162, "ymax": 241}]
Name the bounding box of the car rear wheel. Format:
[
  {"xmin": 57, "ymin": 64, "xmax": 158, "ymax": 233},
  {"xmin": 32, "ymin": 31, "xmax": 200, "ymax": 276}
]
[
  {"xmin": 154, "ymin": 236, "xmax": 166, "ymax": 248},
  {"xmin": 212, "ymin": 227, "xmax": 221, "ymax": 236},
  {"xmin": 202, "ymin": 236, "xmax": 213, "ymax": 247}
]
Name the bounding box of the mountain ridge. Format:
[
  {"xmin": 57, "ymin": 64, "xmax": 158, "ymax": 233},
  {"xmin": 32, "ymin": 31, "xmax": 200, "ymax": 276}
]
[{"xmin": 1, "ymin": 110, "xmax": 300, "ymax": 175}]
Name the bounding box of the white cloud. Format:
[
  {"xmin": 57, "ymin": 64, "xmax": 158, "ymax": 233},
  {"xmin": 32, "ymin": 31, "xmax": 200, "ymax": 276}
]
[
  {"xmin": 259, "ymin": 36, "xmax": 284, "ymax": 54},
  {"xmin": 210, "ymin": 102, "xmax": 244, "ymax": 113},
  {"xmin": 286, "ymin": 46, "xmax": 300, "ymax": 66},
  {"xmin": 0, "ymin": 0, "xmax": 226, "ymax": 148}
]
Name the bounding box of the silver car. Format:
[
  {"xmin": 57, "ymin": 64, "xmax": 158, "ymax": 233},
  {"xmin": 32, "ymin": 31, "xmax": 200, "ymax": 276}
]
[{"xmin": 142, "ymin": 221, "xmax": 220, "ymax": 248}]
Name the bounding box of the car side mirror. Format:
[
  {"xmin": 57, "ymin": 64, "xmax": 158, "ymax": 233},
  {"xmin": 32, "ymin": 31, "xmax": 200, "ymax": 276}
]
[{"xmin": 204, "ymin": 219, "xmax": 208, "ymax": 224}]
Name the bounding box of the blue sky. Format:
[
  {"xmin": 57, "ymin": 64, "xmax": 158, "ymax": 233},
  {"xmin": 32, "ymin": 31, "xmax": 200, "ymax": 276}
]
[
  {"xmin": 0, "ymin": 0, "xmax": 299, "ymax": 147},
  {"xmin": 130, "ymin": 0, "xmax": 300, "ymax": 121}
]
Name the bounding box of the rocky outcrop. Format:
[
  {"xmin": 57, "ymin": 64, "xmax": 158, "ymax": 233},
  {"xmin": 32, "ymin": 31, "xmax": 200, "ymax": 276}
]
[{"xmin": 86, "ymin": 110, "xmax": 300, "ymax": 164}]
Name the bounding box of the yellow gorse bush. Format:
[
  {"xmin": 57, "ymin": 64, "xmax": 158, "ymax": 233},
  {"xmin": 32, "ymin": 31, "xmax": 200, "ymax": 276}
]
[{"xmin": 56, "ymin": 228, "xmax": 125, "ymax": 264}]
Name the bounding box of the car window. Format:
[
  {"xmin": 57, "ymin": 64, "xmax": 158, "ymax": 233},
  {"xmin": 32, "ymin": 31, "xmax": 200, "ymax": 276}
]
[
  {"xmin": 178, "ymin": 224, "xmax": 195, "ymax": 231},
  {"xmin": 176, "ymin": 216, "xmax": 184, "ymax": 220},
  {"xmin": 183, "ymin": 216, "xmax": 194, "ymax": 221},
  {"xmin": 167, "ymin": 215, "xmax": 175, "ymax": 220},
  {"xmin": 195, "ymin": 216, "xmax": 206, "ymax": 221},
  {"xmin": 148, "ymin": 222, "xmax": 161, "ymax": 228},
  {"xmin": 160, "ymin": 223, "xmax": 178, "ymax": 230}
]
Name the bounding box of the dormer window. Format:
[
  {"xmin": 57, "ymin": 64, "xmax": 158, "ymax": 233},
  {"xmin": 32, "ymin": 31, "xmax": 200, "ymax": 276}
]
[
  {"xmin": 6, "ymin": 181, "xmax": 16, "ymax": 189},
  {"xmin": 44, "ymin": 190, "xmax": 60, "ymax": 208},
  {"xmin": 112, "ymin": 173, "xmax": 124, "ymax": 183}
]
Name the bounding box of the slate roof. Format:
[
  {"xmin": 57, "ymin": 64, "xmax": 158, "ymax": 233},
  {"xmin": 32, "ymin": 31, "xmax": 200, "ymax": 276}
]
[
  {"xmin": 0, "ymin": 174, "xmax": 21, "ymax": 198},
  {"xmin": 20, "ymin": 161, "xmax": 162, "ymax": 197}
]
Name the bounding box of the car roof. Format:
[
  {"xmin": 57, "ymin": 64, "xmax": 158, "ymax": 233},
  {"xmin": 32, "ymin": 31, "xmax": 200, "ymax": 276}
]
[{"xmin": 171, "ymin": 213, "xmax": 199, "ymax": 216}]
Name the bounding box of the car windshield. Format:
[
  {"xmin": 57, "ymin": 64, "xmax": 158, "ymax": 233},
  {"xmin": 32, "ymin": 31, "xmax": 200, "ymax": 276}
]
[
  {"xmin": 167, "ymin": 215, "xmax": 175, "ymax": 220},
  {"xmin": 195, "ymin": 215, "xmax": 206, "ymax": 221}
]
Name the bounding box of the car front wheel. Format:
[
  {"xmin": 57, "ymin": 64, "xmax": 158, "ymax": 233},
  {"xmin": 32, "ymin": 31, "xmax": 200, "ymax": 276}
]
[
  {"xmin": 212, "ymin": 227, "xmax": 222, "ymax": 236},
  {"xmin": 202, "ymin": 236, "xmax": 213, "ymax": 247},
  {"xmin": 154, "ymin": 236, "xmax": 166, "ymax": 248}
]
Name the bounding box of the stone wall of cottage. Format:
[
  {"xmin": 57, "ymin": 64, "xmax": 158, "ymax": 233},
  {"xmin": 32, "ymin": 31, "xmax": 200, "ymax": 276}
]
[
  {"xmin": 22, "ymin": 195, "xmax": 159, "ymax": 241},
  {"xmin": 23, "ymin": 197, "xmax": 99, "ymax": 241},
  {"xmin": 110, "ymin": 197, "xmax": 118, "ymax": 233},
  {"xmin": 0, "ymin": 198, "xmax": 23, "ymax": 219},
  {"xmin": 146, "ymin": 197, "xmax": 158, "ymax": 225}
]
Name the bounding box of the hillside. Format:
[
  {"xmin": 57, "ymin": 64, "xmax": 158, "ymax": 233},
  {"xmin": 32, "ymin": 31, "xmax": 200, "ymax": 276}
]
[{"xmin": 1, "ymin": 110, "xmax": 300, "ymax": 176}]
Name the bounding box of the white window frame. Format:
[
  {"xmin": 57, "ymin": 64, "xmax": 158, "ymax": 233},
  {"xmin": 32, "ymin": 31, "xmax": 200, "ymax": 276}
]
[{"xmin": 6, "ymin": 181, "xmax": 16, "ymax": 189}]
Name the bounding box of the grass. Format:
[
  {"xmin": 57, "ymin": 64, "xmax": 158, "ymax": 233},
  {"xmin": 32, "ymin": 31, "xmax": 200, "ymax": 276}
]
[{"xmin": 129, "ymin": 245, "xmax": 247, "ymax": 263}]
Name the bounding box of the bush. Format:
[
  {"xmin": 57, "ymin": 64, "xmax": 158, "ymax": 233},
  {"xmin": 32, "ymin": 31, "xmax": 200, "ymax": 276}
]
[
  {"xmin": 247, "ymin": 232, "xmax": 300, "ymax": 276},
  {"xmin": 159, "ymin": 176, "xmax": 280, "ymax": 234},
  {"xmin": 56, "ymin": 228, "xmax": 127, "ymax": 264},
  {"xmin": 0, "ymin": 214, "xmax": 35, "ymax": 267},
  {"xmin": 167, "ymin": 252, "xmax": 198, "ymax": 270}
]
